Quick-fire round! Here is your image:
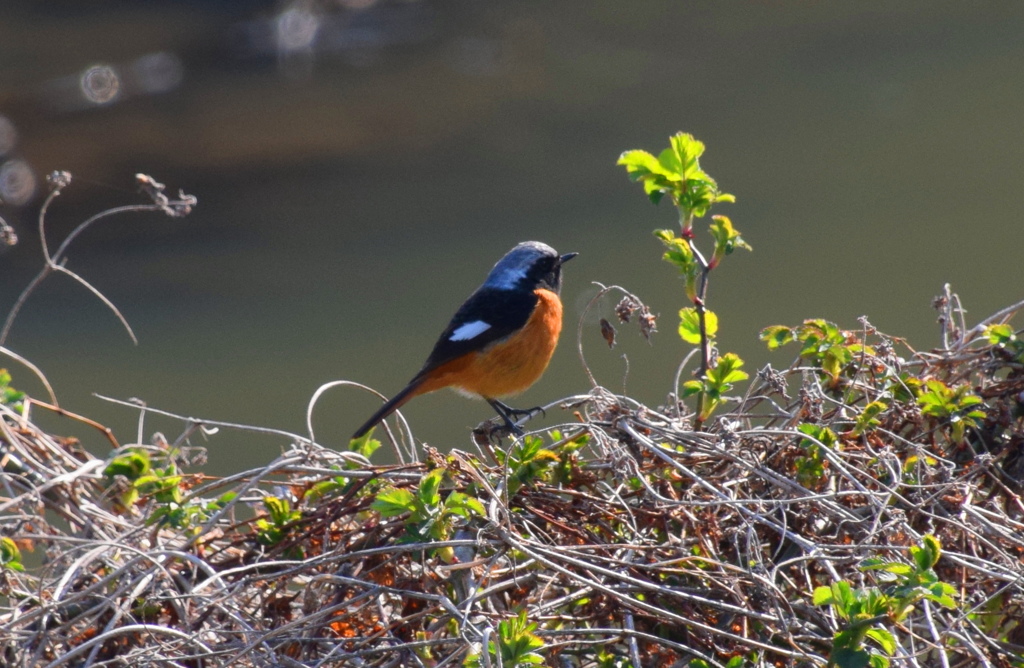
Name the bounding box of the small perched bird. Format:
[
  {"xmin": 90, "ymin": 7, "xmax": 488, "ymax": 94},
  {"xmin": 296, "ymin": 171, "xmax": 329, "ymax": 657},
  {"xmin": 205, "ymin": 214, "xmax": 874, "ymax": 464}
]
[{"xmin": 353, "ymin": 241, "xmax": 577, "ymax": 439}]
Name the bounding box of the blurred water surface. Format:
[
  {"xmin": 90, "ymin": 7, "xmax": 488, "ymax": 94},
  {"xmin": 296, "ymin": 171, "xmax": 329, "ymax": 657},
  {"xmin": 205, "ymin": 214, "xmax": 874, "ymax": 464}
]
[{"xmin": 2, "ymin": 1, "xmax": 1023, "ymax": 471}]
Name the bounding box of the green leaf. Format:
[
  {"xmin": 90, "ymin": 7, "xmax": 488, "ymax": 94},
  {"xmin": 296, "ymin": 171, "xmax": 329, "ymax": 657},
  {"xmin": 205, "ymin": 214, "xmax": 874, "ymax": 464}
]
[
  {"xmin": 652, "ymin": 228, "xmax": 674, "ymax": 244},
  {"xmin": 617, "ymin": 149, "xmax": 670, "ymax": 179},
  {"xmin": 372, "ymin": 488, "xmax": 416, "ymax": 517},
  {"xmin": 832, "ymin": 580, "xmax": 855, "ymax": 614},
  {"xmin": 709, "ymin": 214, "xmax": 752, "ymax": 264},
  {"xmin": 418, "ymin": 468, "xmax": 445, "ymax": 508},
  {"xmin": 861, "ymin": 559, "xmax": 913, "ymax": 576},
  {"xmin": 831, "ymin": 647, "xmax": 871, "ymax": 668},
  {"xmin": 262, "ymin": 496, "xmax": 298, "ymax": 525},
  {"xmin": 798, "ymin": 423, "xmax": 838, "ymax": 449},
  {"xmin": 680, "ymin": 380, "xmax": 704, "ymax": 397},
  {"xmin": 618, "ymin": 150, "xmax": 676, "ymax": 204},
  {"xmin": 910, "ymin": 547, "xmax": 931, "ymax": 573},
  {"xmin": 349, "ymin": 431, "xmax": 382, "ymax": 461},
  {"xmin": 620, "ymin": 133, "xmax": 733, "ymax": 218},
  {"xmin": 863, "ymin": 589, "xmax": 893, "ymax": 617},
  {"xmin": 925, "ymin": 581, "xmax": 958, "ymax": 609},
  {"xmin": 867, "ymin": 655, "xmax": 890, "ymax": 668},
  {"xmin": 654, "ymin": 229, "xmax": 696, "ymax": 274},
  {"xmin": 760, "ymin": 325, "xmax": 795, "ymax": 350},
  {"xmin": 822, "ymin": 345, "xmax": 854, "ymax": 381},
  {"xmin": 865, "ymin": 628, "xmax": 897, "ymax": 655},
  {"xmin": 136, "ymin": 472, "xmax": 182, "ymax": 498},
  {"xmin": 983, "ymin": 323, "xmax": 1015, "ymax": 345},
  {"xmin": 104, "ymin": 449, "xmax": 151, "ymax": 481},
  {"xmin": 707, "ymin": 353, "xmax": 749, "ymax": 388},
  {"xmin": 306, "ymin": 476, "xmax": 348, "ymax": 502},
  {"xmin": 852, "ymin": 401, "xmax": 888, "ymax": 436},
  {"xmin": 445, "ymin": 492, "xmax": 485, "ymax": 518},
  {"xmin": 644, "ymin": 184, "xmax": 666, "ymax": 204},
  {"xmin": 657, "ymin": 147, "xmax": 683, "ymax": 178},
  {"xmin": 0, "ymin": 537, "xmax": 24, "ymax": 571},
  {"xmin": 913, "ymin": 534, "xmax": 942, "ymax": 571},
  {"xmin": 813, "ymin": 585, "xmax": 835, "ymax": 606},
  {"xmin": 667, "ymin": 132, "xmax": 705, "ymax": 177},
  {"xmin": 959, "ymin": 394, "xmax": 984, "ymax": 408},
  {"xmin": 0, "ymin": 369, "xmax": 25, "ymax": 408},
  {"xmin": 678, "ymin": 308, "xmax": 717, "ymax": 344}
]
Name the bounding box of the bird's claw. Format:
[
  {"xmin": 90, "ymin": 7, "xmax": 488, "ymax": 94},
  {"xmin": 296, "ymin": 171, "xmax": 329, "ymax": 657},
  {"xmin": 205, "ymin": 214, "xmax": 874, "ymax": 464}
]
[
  {"xmin": 505, "ymin": 405, "xmax": 546, "ymax": 421},
  {"xmin": 487, "ymin": 399, "xmax": 545, "ymax": 437}
]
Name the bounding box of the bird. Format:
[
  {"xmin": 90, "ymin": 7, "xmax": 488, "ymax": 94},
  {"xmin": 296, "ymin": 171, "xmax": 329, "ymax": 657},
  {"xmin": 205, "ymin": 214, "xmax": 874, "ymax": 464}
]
[{"xmin": 352, "ymin": 241, "xmax": 577, "ymax": 439}]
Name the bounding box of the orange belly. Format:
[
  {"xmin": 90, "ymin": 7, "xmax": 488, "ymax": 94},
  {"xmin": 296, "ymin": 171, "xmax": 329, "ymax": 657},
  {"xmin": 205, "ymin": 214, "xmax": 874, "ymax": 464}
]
[{"xmin": 416, "ymin": 289, "xmax": 563, "ymax": 399}]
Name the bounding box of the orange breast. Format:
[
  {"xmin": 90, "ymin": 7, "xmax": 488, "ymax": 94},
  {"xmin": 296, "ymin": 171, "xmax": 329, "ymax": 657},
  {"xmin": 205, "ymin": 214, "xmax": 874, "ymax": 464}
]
[{"xmin": 416, "ymin": 289, "xmax": 564, "ymax": 399}]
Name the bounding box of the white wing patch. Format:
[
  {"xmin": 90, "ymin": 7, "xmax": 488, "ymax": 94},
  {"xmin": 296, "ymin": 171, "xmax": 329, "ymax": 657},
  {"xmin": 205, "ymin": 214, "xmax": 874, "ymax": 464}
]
[{"xmin": 449, "ymin": 320, "xmax": 492, "ymax": 341}]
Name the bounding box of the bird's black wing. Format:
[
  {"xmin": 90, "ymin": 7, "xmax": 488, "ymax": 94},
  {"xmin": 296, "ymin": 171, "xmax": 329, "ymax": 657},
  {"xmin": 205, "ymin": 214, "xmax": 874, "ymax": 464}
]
[{"xmin": 412, "ymin": 286, "xmax": 538, "ymax": 380}]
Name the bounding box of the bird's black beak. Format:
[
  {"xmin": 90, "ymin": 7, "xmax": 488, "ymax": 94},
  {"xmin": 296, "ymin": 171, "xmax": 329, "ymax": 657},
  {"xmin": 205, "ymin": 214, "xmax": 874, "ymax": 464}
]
[{"xmin": 559, "ymin": 252, "xmax": 578, "ymax": 265}]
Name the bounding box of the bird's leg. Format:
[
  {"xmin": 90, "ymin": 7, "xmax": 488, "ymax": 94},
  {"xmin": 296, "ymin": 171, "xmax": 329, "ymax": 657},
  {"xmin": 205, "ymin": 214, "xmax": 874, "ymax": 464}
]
[
  {"xmin": 487, "ymin": 399, "xmax": 523, "ymax": 435},
  {"xmin": 487, "ymin": 399, "xmax": 545, "ymax": 435},
  {"xmin": 493, "ymin": 399, "xmax": 546, "ymax": 420}
]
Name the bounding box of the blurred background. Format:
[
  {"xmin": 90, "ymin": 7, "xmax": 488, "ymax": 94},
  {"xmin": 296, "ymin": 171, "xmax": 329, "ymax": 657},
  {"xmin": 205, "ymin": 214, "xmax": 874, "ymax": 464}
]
[{"xmin": 2, "ymin": 1, "xmax": 1023, "ymax": 472}]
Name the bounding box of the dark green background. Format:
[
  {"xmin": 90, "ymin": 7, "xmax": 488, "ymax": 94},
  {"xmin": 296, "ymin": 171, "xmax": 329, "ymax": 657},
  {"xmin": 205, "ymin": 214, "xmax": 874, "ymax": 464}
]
[{"xmin": 2, "ymin": 2, "xmax": 1022, "ymax": 470}]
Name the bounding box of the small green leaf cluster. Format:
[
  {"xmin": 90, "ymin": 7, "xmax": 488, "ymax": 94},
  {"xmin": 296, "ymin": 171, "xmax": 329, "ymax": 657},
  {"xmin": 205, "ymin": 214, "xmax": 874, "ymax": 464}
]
[
  {"xmin": 255, "ymin": 496, "xmax": 303, "ymax": 549},
  {"xmin": 494, "ymin": 434, "xmax": 560, "ymax": 497},
  {"xmin": 103, "ymin": 448, "xmax": 235, "ymax": 532},
  {"xmin": 813, "ymin": 581, "xmax": 897, "ymax": 668},
  {"xmin": 899, "ymin": 453, "xmax": 938, "ymax": 486},
  {"xmin": 655, "ymin": 217, "xmax": 749, "ymax": 297},
  {"xmin": 0, "ymin": 369, "xmax": 25, "ymax": 410},
  {"xmin": 681, "ymin": 353, "xmax": 749, "ymax": 422},
  {"xmin": 761, "ymin": 319, "xmax": 872, "ymax": 385},
  {"xmin": 851, "ymin": 401, "xmax": 887, "ymax": 438},
  {"xmin": 678, "ymin": 306, "xmax": 717, "ymax": 345},
  {"xmin": 618, "ymin": 133, "xmax": 735, "ymax": 227},
  {"xmin": 135, "ymin": 464, "xmax": 183, "ymax": 507},
  {"xmin": 464, "ymin": 610, "xmax": 546, "ymax": 668},
  {"xmin": 103, "ymin": 448, "xmax": 151, "ymax": 486},
  {"xmin": 861, "ymin": 535, "xmax": 957, "ymax": 619},
  {"xmin": 307, "ymin": 432, "xmax": 382, "ymax": 502},
  {"xmin": 620, "ymin": 133, "xmax": 751, "ymax": 427},
  {"xmin": 105, "ymin": 450, "xmax": 178, "ymax": 510},
  {"xmin": 347, "ymin": 431, "xmax": 382, "ymax": 461},
  {"xmin": 814, "ymin": 535, "xmax": 957, "ymax": 668},
  {"xmin": 984, "ymin": 323, "xmax": 1024, "ymax": 363},
  {"xmin": 911, "ymin": 378, "xmax": 986, "ymax": 444},
  {"xmin": 0, "ymin": 536, "xmax": 25, "ymax": 572},
  {"xmin": 708, "ymin": 215, "xmax": 750, "ymax": 269},
  {"xmin": 594, "ymin": 647, "xmax": 631, "ymax": 667},
  {"xmin": 178, "ymin": 494, "xmax": 237, "ymax": 534},
  {"xmin": 371, "ymin": 468, "xmax": 484, "ymax": 563},
  {"xmin": 550, "ymin": 429, "xmax": 590, "ymax": 487},
  {"xmin": 794, "ymin": 423, "xmax": 838, "ymax": 489},
  {"xmin": 654, "ymin": 229, "xmax": 700, "ymax": 301},
  {"xmin": 763, "ymin": 317, "xmax": 994, "ymax": 474}
]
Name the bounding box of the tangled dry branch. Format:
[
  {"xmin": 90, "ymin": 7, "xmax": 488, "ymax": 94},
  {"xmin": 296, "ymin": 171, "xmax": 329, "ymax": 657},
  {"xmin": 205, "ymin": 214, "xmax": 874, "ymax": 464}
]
[{"xmin": 1, "ymin": 300, "xmax": 1023, "ymax": 667}]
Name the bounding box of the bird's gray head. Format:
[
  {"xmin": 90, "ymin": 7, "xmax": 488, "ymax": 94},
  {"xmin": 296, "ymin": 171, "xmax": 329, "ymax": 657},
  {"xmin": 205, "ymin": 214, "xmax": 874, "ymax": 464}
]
[{"xmin": 483, "ymin": 241, "xmax": 577, "ymax": 293}]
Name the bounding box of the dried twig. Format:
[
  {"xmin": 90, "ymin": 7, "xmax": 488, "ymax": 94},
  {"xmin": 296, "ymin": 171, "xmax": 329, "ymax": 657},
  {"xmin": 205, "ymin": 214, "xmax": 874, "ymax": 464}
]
[
  {"xmin": 1, "ymin": 298, "xmax": 1022, "ymax": 666},
  {"xmin": 0, "ymin": 172, "xmax": 196, "ymax": 347}
]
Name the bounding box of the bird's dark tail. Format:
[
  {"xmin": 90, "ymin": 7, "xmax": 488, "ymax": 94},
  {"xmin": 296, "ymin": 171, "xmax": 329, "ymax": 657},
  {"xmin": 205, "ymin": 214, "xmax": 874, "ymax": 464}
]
[{"xmin": 352, "ymin": 380, "xmax": 423, "ymax": 440}]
